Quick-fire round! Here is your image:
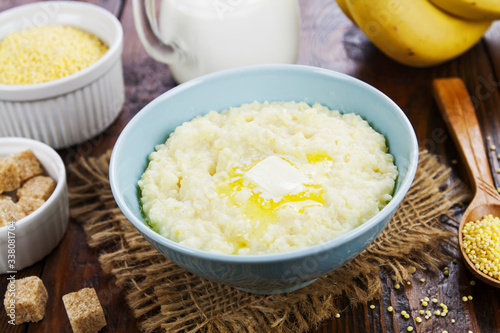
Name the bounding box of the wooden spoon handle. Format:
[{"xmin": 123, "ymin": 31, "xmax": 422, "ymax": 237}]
[{"xmin": 432, "ymin": 77, "xmax": 494, "ymax": 195}]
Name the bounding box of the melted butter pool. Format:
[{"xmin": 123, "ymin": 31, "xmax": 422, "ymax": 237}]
[{"xmin": 216, "ymin": 153, "xmax": 332, "ymax": 251}]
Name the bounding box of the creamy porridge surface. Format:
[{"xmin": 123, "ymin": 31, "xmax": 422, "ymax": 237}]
[{"xmin": 138, "ymin": 101, "xmax": 398, "ymax": 255}]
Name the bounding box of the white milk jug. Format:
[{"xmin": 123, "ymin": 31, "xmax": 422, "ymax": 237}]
[{"xmin": 132, "ymin": 0, "xmax": 301, "ymax": 83}]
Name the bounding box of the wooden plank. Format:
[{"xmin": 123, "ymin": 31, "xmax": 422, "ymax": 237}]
[
  {"xmin": 1, "ymin": 0, "xmax": 500, "ymax": 332},
  {"xmin": 485, "ymin": 21, "xmax": 500, "ymax": 85},
  {"xmin": 0, "ymin": 0, "xmax": 123, "ymax": 17},
  {"xmin": 483, "ymin": 21, "xmax": 500, "ymax": 190},
  {"xmin": 0, "ymin": 0, "xmax": 34, "ymax": 11},
  {"xmin": 28, "ymin": 219, "xmax": 137, "ymax": 332},
  {"xmin": 0, "ymin": 263, "xmax": 43, "ymax": 332},
  {"xmin": 309, "ymin": 1, "xmax": 500, "ymax": 332}
]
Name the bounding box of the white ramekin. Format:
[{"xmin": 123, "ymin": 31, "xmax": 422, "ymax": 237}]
[
  {"xmin": 0, "ymin": 1, "xmax": 124, "ymax": 149},
  {"xmin": 0, "ymin": 137, "xmax": 69, "ymax": 274}
]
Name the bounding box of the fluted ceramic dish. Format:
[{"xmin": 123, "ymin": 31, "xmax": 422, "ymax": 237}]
[
  {"xmin": 110, "ymin": 64, "xmax": 419, "ymax": 294},
  {"xmin": 0, "ymin": 137, "xmax": 69, "ymax": 273},
  {"xmin": 0, "ymin": 1, "xmax": 124, "ymax": 149}
]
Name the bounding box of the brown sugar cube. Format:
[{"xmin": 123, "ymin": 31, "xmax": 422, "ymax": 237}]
[
  {"xmin": 0, "ymin": 196, "xmax": 26, "ymax": 226},
  {"xmin": 3, "ymin": 276, "xmax": 48, "ymax": 324},
  {"xmin": 16, "ymin": 175, "xmax": 55, "ymax": 201},
  {"xmin": 0, "ymin": 157, "xmax": 21, "ymax": 193},
  {"xmin": 0, "ymin": 194, "xmax": 12, "ymax": 200},
  {"xmin": 17, "ymin": 196, "xmax": 46, "ymax": 215},
  {"xmin": 63, "ymin": 288, "xmax": 106, "ymax": 333},
  {"xmin": 9, "ymin": 150, "xmax": 43, "ymax": 182}
]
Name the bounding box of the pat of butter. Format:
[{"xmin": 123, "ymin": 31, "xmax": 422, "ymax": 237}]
[{"xmin": 243, "ymin": 156, "xmax": 308, "ymax": 198}]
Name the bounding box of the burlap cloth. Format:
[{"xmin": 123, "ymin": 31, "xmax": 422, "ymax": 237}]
[{"xmin": 68, "ymin": 150, "xmax": 470, "ymax": 333}]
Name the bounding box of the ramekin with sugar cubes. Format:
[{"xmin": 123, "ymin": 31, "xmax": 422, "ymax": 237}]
[{"xmin": 0, "ymin": 137, "xmax": 69, "ymax": 273}]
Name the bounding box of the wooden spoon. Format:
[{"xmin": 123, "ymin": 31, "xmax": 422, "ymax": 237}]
[{"xmin": 433, "ymin": 77, "xmax": 500, "ymax": 288}]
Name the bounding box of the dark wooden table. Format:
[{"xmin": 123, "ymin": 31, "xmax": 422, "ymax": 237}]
[{"xmin": 2, "ymin": 0, "xmax": 500, "ymax": 332}]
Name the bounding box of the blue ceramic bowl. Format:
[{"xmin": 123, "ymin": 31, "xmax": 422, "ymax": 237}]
[{"xmin": 110, "ymin": 64, "xmax": 418, "ymax": 294}]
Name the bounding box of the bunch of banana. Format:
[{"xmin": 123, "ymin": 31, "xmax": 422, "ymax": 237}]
[
  {"xmin": 336, "ymin": 0, "xmax": 498, "ymax": 67},
  {"xmin": 429, "ymin": 0, "xmax": 500, "ymax": 21}
]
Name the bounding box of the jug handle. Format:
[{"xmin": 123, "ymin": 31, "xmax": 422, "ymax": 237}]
[{"xmin": 132, "ymin": 0, "xmax": 185, "ymax": 64}]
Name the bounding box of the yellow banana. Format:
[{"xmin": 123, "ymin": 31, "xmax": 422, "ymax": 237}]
[
  {"xmin": 336, "ymin": 0, "xmax": 356, "ymax": 23},
  {"xmin": 428, "ymin": 0, "xmax": 500, "ymax": 21},
  {"xmin": 345, "ymin": 0, "xmax": 492, "ymax": 67}
]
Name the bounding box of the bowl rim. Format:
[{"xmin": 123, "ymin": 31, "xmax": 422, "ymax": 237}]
[
  {"xmin": 0, "ymin": 137, "xmax": 67, "ymax": 232},
  {"xmin": 0, "ymin": 1, "xmax": 123, "ymax": 101},
  {"xmin": 110, "ymin": 64, "xmax": 419, "ymax": 264}
]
